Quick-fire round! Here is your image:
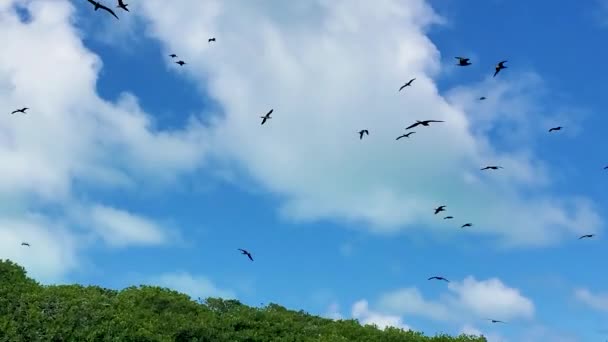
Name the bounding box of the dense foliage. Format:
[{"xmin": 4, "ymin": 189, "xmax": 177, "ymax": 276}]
[{"xmin": 0, "ymin": 259, "xmax": 486, "ymax": 341}]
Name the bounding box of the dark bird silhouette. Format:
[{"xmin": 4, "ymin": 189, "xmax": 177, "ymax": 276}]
[
  {"xmin": 428, "ymin": 276, "xmax": 450, "ymax": 282},
  {"xmin": 169, "ymin": 54, "xmax": 177, "ymax": 58},
  {"xmin": 604, "ymin": 166, "xmax": 608, "ymax": 170},
  {"xmin": 405, "ymin": 120, "xmax": 444, "ymax": 130},
  {"xmin": 238, "ymin": 248, "xmax": 253, "ymax": 261},
  {"xmin": 461, "ymin": 223, "xmax": 473, "ymax": 228},
  {"xmin": 260, "ymin": 109, "xmax": 273, "ymax": 125},
  {"xmin": 548, "ymin": 126, "xmax": 562, "ymax": 132},
  {"xmin": 444, "ymin": 216, "xmax": 454, "ymax": 220},
  {"xmin": 86, "ymin": 0, "xmax": 119, "ymax": 19},
  {"xmin": 396, "ymin": 132, "xmax": 415, "ymax": 140},
  {"xmin": 481, "ymin": 166, "xmax": 503, "ymax": 170},
  {"xmin": 579, "ymin": 234, "xmax": 595, "ymax": 240},
  {"xmin": 11, "ymin": 107, "xmax": 28, "ymax": 114},
  {"xmin": 208, "ymin": 37, "xmax": 216, "ymax": 42},
  {"xmin": 455, "ymin": 57, "xmax": 472, "ymax": 66},
  {"xmin": 175, "ymin": 60, "xmax": 186, "ymax": 66},
  {"xmin": 487, "ymin": 319, "xmax": 506, "ymax": 324},
  {"xmin": 494, "ymin": 60, "xmax": 508, "ymax": 77},
  {"xmin": 479, "ymin": 96, "xmax": 487, "ymax": 100},
  {"xmin": 358, "ymin": 130, "xmax": 369, "ymax": 140},
  {"xmin": 434, "ymin": 205, "xmax": 446, "ymax": 215},
  {"xmin": 21, "ymin": 242, "xmax": 30, "ymax": 247},
  {"xmin": 117, "ymin": 0, "xmax": 129, "ymax": 11},
  {"xmin": 399, "ymin": 78, "xmax": 416, "ymax": 91}
]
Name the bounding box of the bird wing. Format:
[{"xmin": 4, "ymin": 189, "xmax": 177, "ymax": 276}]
[
  {"xmin": 499, "ymin": 60, "xmax": 508, "ymax": 65},
  {"xmin": 396, "ymin": 135, "xmax": 404, "ymax": 140},
  {"xmin": 493, "ymin": 69, "xmax": 500, "ymax": 77},
  {"xmin": 118, "ymin": 0, "xmax": 126, "ymax": 5},
  {"xmin": 409, "ymin": 78, "xmax": 416, "ymax": 83},
  {"xmin": 248, "ymin": 254, "xmax": 254, "ymax": 261},
  {"xmin": 99, "ymin": 3, "xmax": 119, "ymax": 19},
  {"xmin": 266, "ymin": 109, "xmax": 273, "ymax": 116},
  {"xmin": 405, "ymin": 122, "xmax": 420, "ymax": 130},
  {"xmin": 86, "ymin": 0, "xmax": 97, "ymax": 5},
  {"xmin": 399, "ymin": 84, "xmax": 406, "ymax": 91},
  {"xmin": 426, "ymin": 120, "xmax": 444, "ymax": 123},
  {"xmin": 238, "ymin": 248, "xmax": 246, "ymax": 252}
]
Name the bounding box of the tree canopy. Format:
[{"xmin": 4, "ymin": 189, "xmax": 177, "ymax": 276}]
[{"xmin": 0, "ymin": 259, "xmax": 486, "ymax": 341}]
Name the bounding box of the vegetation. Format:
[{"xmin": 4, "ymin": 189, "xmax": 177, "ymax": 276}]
[{"xmin": 0, "ymin": 259, "xmax": 486, "ymax": 341}]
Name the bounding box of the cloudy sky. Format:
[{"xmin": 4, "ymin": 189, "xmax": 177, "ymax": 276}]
[{"xmin": 1, "ymin": 0, "xmax": 608, "ymax": 340}]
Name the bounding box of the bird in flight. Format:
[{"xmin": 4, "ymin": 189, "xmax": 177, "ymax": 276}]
[
  {"xmin": 455, "ymin": 57, "xmax": 472, "ymax": 66},
  {"xmin": 175, "ymin": 60, "xmax": 186, "ymax": 66},
  {"xmin": 479, "ymin": 96, "xmax": 487, "ymax": 100},
  {"xmin": 579, "ymin": 234, "xmax": 595, "ymax": 240},
  {"xmin": 405, "ymin": 120, "xmax": 444, "ymax": 130},
  {"xmin": 604, "ymin": 166, "xmax": 608, "ymax": 170},
  {"xmin": 11, "ymin": 107, "xmax": 28, "ymax": 114},
  {"xmin": 434, "ymin": 205, "xmax": 446, "ymax": 215},
  {"xmin": 487, "ymin": 319, "xmax": 506, "ymax": 324},
  {"xmin": 358, "ymin": 130, "xmax": 369, "ymax": 140},
  {"xmin": 548, "ymin": 126, "xmax": 562, "ymax": 132},
  {"xmin": 86, "ymin": 0, "xmax": 119, "ymax": 19},
  {"xmin": 260, "ymin": 109, "xmax": 273, "ymax": 125},
  {"xmin": 444, "ymin": 216, "xmax": 454, "ymax": 220},
  {"xmin": 461, "ymin": 223, "xmax": 473, "ymax": 228},
  {"xmin": 399, "ymin": 78, "xmax": 416, "ymax": 91},
  {"xmin": 21, "ymin": 242, "xmax": 30, "ymax": 247},
  {"xmin": 428, "ymin": 276, "xmax": 450, "ymax": 282},
  {"xmin": 494, "ymin": 60, "xmax": 508, "ymax": 77},
  {"xmin": 117, "ymin": 0, "xmax": 129, "ymax": 12},
  {"xmin": 396, "ymin": 132, "xmax": 415, "ymax": 140},
  {"xmin": 169, "ymin": 54, "xmax": 177, "ymax": 58},
  {"xmin": 208, "ymin": 38, "xmax": 216, "ymax": 43},
  {"xmin": 481, "ymin": 166, "xmax": 503, "ymax": 170},
  {"xmin": 238, "ymin": 248, "xmax": 254, "ymax": 261}
]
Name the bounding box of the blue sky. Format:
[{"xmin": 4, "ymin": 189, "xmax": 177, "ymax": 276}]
[{"xmin": 2, "ymin": 0, "xmax": 608, "ymax": 341}]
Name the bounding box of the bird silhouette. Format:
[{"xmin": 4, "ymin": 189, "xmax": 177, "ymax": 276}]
[
  {"xmin": 481, "ymin": 166, "xmax": 503, "ymax": 170},
  {"xmin": 455, "ymin": 57, "xmax": 472, "ymax": 66},
  {"xmin": 405, "ymin": 120, "xmax": 444, "ymax": 130},
  {"xmin": 604, "ymin": 166, "xmax": 608, "ymax": 170},
  {"xmin": 117, "ymin": 0, "xmax": 129, "ymax": 11},
  {"xmin": 208, "ymin": 38, "xmax": 216, "ymax": 42},
  {"xmin": 175, "ymin": 60, "xmax": 186, "ymax": 66},
  {"xmin": 260, "ymin": 109, "xmax": 273, "ymax": 125},
  {"xmin": 479, "ymin": 96, "xmax": 487, "ymax": 100},
  {"xmin": 487, "ymin": 319, "xmax": 506, "ymax": 324},
  {"xmin": 579, "ymin": 234, "xmax": 595, "ymax": 240},
  {"xmin": 428, "ymin": 276, "xmax": 450, "ymax": 282},
  {"xmin": 399, "ymin": 78, "xmax": 416, "ymax": 91},
  {"xmin": 86, "ymin": 0, "xmax": 119, "ymax": 19},
  {"xmin": 548, "ymin": 126, "xmax": 562, "ymax": 132},
  {"xmin": 396, "ymin": 132, "xmax": 415, "ymax": 140},
  {"xmin": 11, "ymin": 107, "xmax": 28, "ymax": 114},
  {"xmin": 444, "ymin": 216, "xmax": 454, "ymax": 220},
  {"xmin": 169, "ymin": 54, "xmax": 177, "ymax": 58},
  {"xmin": 434, "ymin": 205, "xmax": 446, "ymax": 215},
  {"xmin": 358, "ymin": 130, "xmax": 369, "ymax": 140},
  {"xmin": 494, "ymin": 60, "xmax": 508, "ymax": 77},
  {"xmin": 21, "ymin": 242, "xmax": 30, "ymax": 247},
  {"xmin": 238, "ymin": 248, "xmax": 254, "ymax": 261},
  {"xmin": 461, "ymin": 223, "xmax": 473, "ymax": 228}
]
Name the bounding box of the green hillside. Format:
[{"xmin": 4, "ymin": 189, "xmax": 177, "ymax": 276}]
[{"xmin": 0, "ymin": 260, "xmax": 486, "ymax": 341}]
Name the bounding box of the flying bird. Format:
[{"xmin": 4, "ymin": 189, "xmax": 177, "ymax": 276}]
[
  {"xmin": 434, "ymin": 205, "xmax": 446, "ymax": 215},
  {"xmin": 461, "ymin": 223, "xmax": 473, "ymax": 228},
  {"xmin": 444, "ymin": 216, "xmax": 454, "ymax": 220},
  {"xmin": 86, "ymin": 0, "xmax": 119, "ymax": 19},
  {"xmin": 579, "ymin": 234, "xmax": 595, "ymax": 240},
  {"xmin": 175, "ymin": 60, "xmax": 186, "ymax": 66},
  {"xmin": 169, "ymin": 54, "xmax": 177, "ymax": 58},
  {"xmin": 21, "ymin": 242, "xmax": 30, "ymax": 247},
  {"xmin": 481, "ymin": 166, "xmax": 503, "ymax": 170},
  {"xmin": 455, "ymin": 57, "xmax": 472, "ymax": 66},
  {"xmin": 358, "ymin": 130, "xmax": 369, "ymax": 140},
  {"xmin": 208, "ymin": 37, "xmax": 216, "ymax": 42},
  {"xmin": 428, "ymin": 276, "xmax": 450, "ymax": 282},
  {"xmin": 494, "ymin": 60, "xmax": 508, "ymax": 77},
  {"xmin": 487, "ymin": 319, "xmax": 506, "ymax": 324},
  {"xmin": 479, "ymin": 96, "xmax": 487, "ymax": 100},
  {"xmin": 238, "ymin": 248, "xmax": 254, "ymax": 261},
  {"xmin": 117, "ymin": 0, "xmax": 129, "ymax": 11},
  {"xmin": 396, "ymin": 132, "xmax": 415, "ymax": 140},
  {"xmin": 260, "ymin": 109, "xmax": 273, "ymax": 125},
  {"xmin": 11, "ymin": 107, "xmax": 28, "ymax": 114},
  {"xmin": 399, "ymin": 78, "xmax": 416, "ymax": 91},
  {"xmin": 405, "ymin": 120, "xmax": 444, "ymax": 130},
  {"xmin": 604, "ymin": 166, "xmax": 608, "ymax": 170},
  {"xmin": 548, "ymin": 126, "xmax": 562, "ymax": 132}
]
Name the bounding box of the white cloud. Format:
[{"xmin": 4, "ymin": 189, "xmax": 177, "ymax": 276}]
[
  {"xmin": 153, "ymin": 271, "xmax": 236, "ymax": 300},
  {"xmin": 351, "ymin": 299, "xmax": 411, "ymax": 331},
  {"xmin": 135, "ymin": 0, "xmax": 602, "ymax": 247},
  {"xmin": 574, "ymin": 288, "xmax": 608, "ymax": 312}
]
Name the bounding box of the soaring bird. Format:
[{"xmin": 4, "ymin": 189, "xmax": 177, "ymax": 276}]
[
  {"xmin": 604, "ymin": 166, "xmax": 608, "ymax": 170},
  {"xmin": 461, "ymin": 223, "xmax": 473, "ymax": 228},
  {"xmin": 579, "ymin": 234, "xmax": 595, "ymax": 240},
  {"xmin": 358, "ymin": 130, "xmax": 369, "ymax": 140},
  {"xmin": 117, "ymin": 0, "xmax": 129, "ymax": 11},
  {"xmin": 175, "ymin": 60, "xmax": 186, "ymax": 66},
  {"xmin": 479, "ymin": 96, "xmax": 487, "ymax": 100},
  {"xmin": 455, "ymin": 57, "xmax": 472, "ymax": 66},
  {"xmin": 548, "ymin": 126, "xmax": 562, "ymax": 132},
  {"xmin": 21, "ymin": 242, "xmax": 30, "ymax": 247},
  {"xmin": 208, "ymin": 37, "xmax": 216, "ymax": 42},
  {"xmin": 260, "ymin": 109, "xmax": 273, "ymax": 125},
  {"xmin": 481, "ymin": 166, "xmax": 503, "ymax": 170},
  {"xmin": 444, "ymin": 216, "xmax": 454, "ymax": 220},
  {"xmin": 434, "ymin": 205, "xmax": 446, "ymax": 215},
  {"xmin": 396, "ymin": 132, "xmax": 415, "ymax": 140},
  {"xmin": 11, "ymin": 107, "xmax": 28, "ymax": 114},
  {"xmin": 238, "ymin": 248, "xmax": 254, "ymax": 261},
  {"xmin": 494, "ymin": 60, "xmax": 508, "ymax": 77},
  {"xmin": 399, "ymin": 78, "xmax": 416, "ymax": 91},
  {"xmin": 405, "ymin": 120, "xmax": 444, "ymax": 130},
  {"xmin": 86, "ymin": 0, "xmax": 119, "ymax": 19},
  {"xmin": 169, "ymin": 54, "xmax": 177, "ymax": 58},
  {"xmin": 428, "ymin": 276, "xmax": 450, "ymax": 282},
  {"xmin": 487, "ymin": 319, "xmax": 506, "ymax": 324}
]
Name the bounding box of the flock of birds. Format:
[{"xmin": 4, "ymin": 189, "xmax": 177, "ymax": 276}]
[{"xmin": 5, "ymin": 0, "xmax": 605, "ymax": 330}]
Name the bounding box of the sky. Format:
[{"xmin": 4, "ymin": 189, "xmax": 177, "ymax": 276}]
[{"xmin": 1, "ymin": 0, "xmax": 608, "ymax": 341}]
